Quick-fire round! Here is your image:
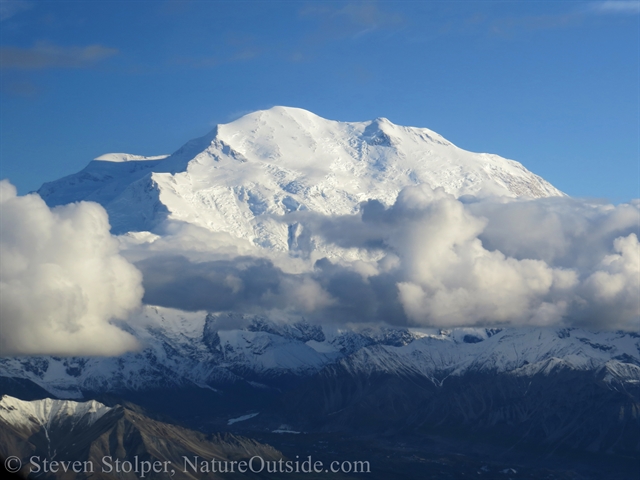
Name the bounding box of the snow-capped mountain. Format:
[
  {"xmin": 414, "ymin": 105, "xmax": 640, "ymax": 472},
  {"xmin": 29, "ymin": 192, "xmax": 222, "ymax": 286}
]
[
  {"xmin": 0, "ymin": 395, "xmax": 111, "ymax": 435},
  {"xmin": 0, "ymin": 395, "xmax": 282, "ymax": 480},
  {"xmin": 3, "ymin": 107, "xmax": 638, "ymax": 467},
  {"xmin": 38, "ymin": 106, "xmax": 563, "ymax": 248},
  {"xmin": 0, "ymin": 306, "xmax": 637, "ymax": 399},
  {"xmin": 1, "ymin": 307, "xmax": 637, "ymax": 457}
]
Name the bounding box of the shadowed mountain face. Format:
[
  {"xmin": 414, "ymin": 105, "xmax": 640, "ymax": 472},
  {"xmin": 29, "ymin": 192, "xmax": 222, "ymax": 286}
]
[
  {"xmin": 4, "ymin": 369, "xmax": 637, "ymax": 479},
  {"xmin": 0, "ymin": 396, "xmax": 283, "ymax": 480},
  {"xmin": 1, "ymin": 324, "xmax": 638, "ymax": 479},
  {"xmin": 1, "ymin": 375, "xmax": 637, "ymax": 480},
  {"xmin": 282, "ymin": 366, "xmax": 640, "ymax": 455}
]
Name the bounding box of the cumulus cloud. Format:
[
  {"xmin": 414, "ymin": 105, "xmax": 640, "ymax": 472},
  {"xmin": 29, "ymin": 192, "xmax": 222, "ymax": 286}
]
[
  {"xmin": 470, "ymin": 197, "xmax": 639, "ymax": 270},
  {"xmin": 110, "ymin": 184, "xmax": 639, "ymax": 331},
  {"xmin": 580, "ymin": 233, "xmax": 640, "ymax": 329},
  {"xmin": 278, "ymin": 185, "xmax": 639, "ymax": 330},
  {"xmin": 0, "ymin": 181, "xmax": 143, "ymax": 356},
  {"xmin": 384, "ymin": 188, "xmax": 571, "ymax": 326},
  {"xmin": 122, "ymin": 220, "xmax": 400, "ymax": 325},
  {"xmin": 135, "ymin": 255, "xmax": 333, "ymax": 315},
  {"xmin": 119, "ymin": 221, "xmax": 260, "ymax": 263}
]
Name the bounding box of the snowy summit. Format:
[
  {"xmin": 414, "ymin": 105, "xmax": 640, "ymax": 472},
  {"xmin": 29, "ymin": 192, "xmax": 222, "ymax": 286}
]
[{"xmin": 38, "ymin": 107, "xmax": 563, "ymax": 248}]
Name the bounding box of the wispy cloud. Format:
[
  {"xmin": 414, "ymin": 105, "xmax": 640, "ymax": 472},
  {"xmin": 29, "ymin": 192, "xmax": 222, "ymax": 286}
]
[
  {"xmin": 300, "ymin": 0, "xmax": 404, "ymax": 41},
  {"xmin": 0, "ymin": 0, "xmax": 32, "ymax": 22},
  {"xmin": 0, "ymin": 42, "xmax": 118, "ymax": 70},
  {"xmin": 488, "ymin": 1, "xmax": 639, "ymax": 37},
  {"xmin": 589, "ymin": 1, "xmax": 640, "ymax": 14}
]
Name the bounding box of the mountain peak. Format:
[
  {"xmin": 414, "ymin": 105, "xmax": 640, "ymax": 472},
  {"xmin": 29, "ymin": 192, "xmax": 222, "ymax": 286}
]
[
  {"xmin": 38, "ymin": 107, "xmax": 564, "ymax": 240},
  {"xmin": 371, "ymin": 116, "xmax": 393, "ymax": 125},
  {"xmin": 0, "ymin": 395, "xmax": 112, "ymax": 430},
  {"xmin": 222, "ymin": 105, "xmax": 325, "ymax": 130}
]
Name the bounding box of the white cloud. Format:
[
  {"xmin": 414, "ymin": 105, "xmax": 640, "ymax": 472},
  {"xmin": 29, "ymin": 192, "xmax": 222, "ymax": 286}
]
[
  {"xmin": 279, "ymin": 185, "xmax": 639, "ymax": 330},
  {"xmin": 104, "ymin": 184, "xmax": 639, "ymax": 332},
  {"xmin": 590, "ymin": 1, "xmax": 640, "ymax": 14},
  {"xmin": 384, "ymin": 186, "xmax": 577, "ymax": 327},
  {"xmin": 580, "ymin": 233, "xmax": 640, "ymax": 329},
  {"xmin": 393, "ymin": 190, "xmax": 639, "ymax": 329},
  {"xmin": 0, "ymin": 181, "xmax": 143, "ymax": 356}
]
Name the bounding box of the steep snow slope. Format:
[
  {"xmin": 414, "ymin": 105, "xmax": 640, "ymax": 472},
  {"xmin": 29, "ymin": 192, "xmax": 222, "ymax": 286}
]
[
  {"xmin": 38, "ymin": 154, "xmax": 168, "ymax": 207},
  {"xmin": 0, "ymin": 395, "xmax": 111, "ymax": 433},
  {"xmin": 38, "ymin": 107, "xmax": 563, "ymax": 248}
]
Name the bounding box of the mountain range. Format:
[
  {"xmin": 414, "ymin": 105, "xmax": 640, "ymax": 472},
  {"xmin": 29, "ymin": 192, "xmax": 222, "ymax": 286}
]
[{"xmin": 1, "ymin": 107, "xmax": 637, "ymax": 479}]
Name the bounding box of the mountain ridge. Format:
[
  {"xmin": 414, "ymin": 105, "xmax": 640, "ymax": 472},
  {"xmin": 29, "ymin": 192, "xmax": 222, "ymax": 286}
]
[
  {"xmin": 4, "ymin": 107, "xmax": 638, "ymax": 477},
  {"xmin": 37, "ymin": 107, "xmax": 564, "ymax": 246},
  {"xmin": 0, "ymin": 395, "xmax": 283, "ymax": 480},
  {"xmin": 0, "ymin": 306, "xmax": 638, "ymax": 401}
]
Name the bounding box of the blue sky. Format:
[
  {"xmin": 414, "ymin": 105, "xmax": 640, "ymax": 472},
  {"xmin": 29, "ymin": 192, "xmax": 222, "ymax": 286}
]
[{"xmin": 0, "ymin": 0, "xmax": 638, "ymax": 203}]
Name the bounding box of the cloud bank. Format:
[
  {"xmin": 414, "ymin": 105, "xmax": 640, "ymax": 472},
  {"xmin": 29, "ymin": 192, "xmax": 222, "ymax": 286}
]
[
  {"xmin": 0, "ymin": 181, "xmax": 143, "ymax": 356},
  {"xmin": 3, "ymin": 176, "xmax": 636, "ymax": 347},
  {"xmin": 126, "ymin": 185, "xmax": 639, "ymax": 331}
]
